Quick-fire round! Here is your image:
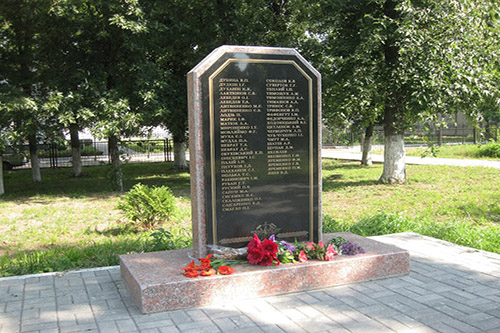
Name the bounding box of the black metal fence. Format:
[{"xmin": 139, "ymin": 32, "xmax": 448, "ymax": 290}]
[
  {"xmin": 12, "ymin": 139, "xmax": 173, "ymax": 169},
  {"xmin": 323, "ymin": 124, "xmax": 500, "ymax": 147}
]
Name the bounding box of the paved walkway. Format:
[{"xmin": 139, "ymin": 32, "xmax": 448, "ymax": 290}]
[
  {"xmin": 2, "ymin": 233, "xmax": 500, "ymax": 333},
  {"xmin": 322, "ymin": 147, "xmax": 500, "ymax": 168}
]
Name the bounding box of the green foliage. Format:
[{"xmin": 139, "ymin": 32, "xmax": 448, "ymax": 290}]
[
  {"xmin": 324, "ymin": 212, "xmax": 500, "ymax": 255},
  {"xmin": 0, "ymin": 233, "xmax": 189, "ymax": 277},
  {"xmin": 37, "ymin": 145, "xmax": 103, "ymax": 158},
  {"xmin": 302, "ymin": 0, "xmax": 499, "ymax": 181},
  {"xmin": 117, "ymin": 183, "xmax": 178, "ymax": 230},
  {"xmin": 145, "ymin": 227, "xmax": 191, "ymax": 252},
  {"xmin": 478, "ymin": 141, "xmax": 500, "ymax": 158},
  {"xmin": 327, "ymin": 236, "xmax": 347, "ymax": 253}
]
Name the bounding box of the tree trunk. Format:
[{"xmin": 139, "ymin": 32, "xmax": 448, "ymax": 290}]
[
  {"xmin": 108, "ymin": 135, "xmax": 123, "ymax": 191},
  {"xmin": 485, "ymin": 122, "xmax": 490, "ymax": 141},
  {"xmin": 70, "ymin": 124, "xmax": 83, "ymax": 177},
  {"xmin": 361, "ymin": 124, "xmax": 374, "ymax": 166},
  {"xmin": 437, "ymin": 126, "xmax": 443, "ymax": 146},
  {"xmin": 379, "ymin": 133, "xmax": 406, "ymax": 184},
  {"xmin": 380, "ymin": 0, "xmax": 405, "ymax": 184},
  {"xmin": 29, "ymin": 134, "xmax": 42, "ymax": 183},
  {"xmin": 173, "ymin": 140, "xmax": 188, "ymax": 170},
  {"xmin": 0, "ymin": 155, "xmax": 4, "ymax": 195}
]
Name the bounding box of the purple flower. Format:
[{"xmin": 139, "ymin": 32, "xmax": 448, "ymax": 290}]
[
  {"xmin": 279, "ymin": 241, "xmax": 296, "ymax": 252},
  {"xmin": 269, "ymin": 234, "xmax": 276, "ymax": 242},
  {"xmin": 340, "ymin": 242, "xmax": 366, "ymax": 255}
]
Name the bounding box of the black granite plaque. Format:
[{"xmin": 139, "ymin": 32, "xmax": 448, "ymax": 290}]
[{"xmin": 188, "ymin": 46, "xmax": 321, "ymax": 252}]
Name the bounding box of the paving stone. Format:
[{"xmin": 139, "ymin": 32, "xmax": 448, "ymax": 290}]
[
  {"xmin": 115, "ymin": 318, "xmax": 138, "ymax": 332},
  {"xmin": 158, "ymin": 326, "xmax": 181, "ymax": 333},
  {"xmin": 294, "ymin": 304, "xmax": 323, "ymax": 319},
  {"xmin": 468, "ymin": 316, "xmax": 500, "ymax": 331},
  {"xmin": 375, "ymin": 316, "xmax": 412, "ymax": 332},
  {"xmin": 5, "ymin": 301, "xmax": 23, "ymax": 312},
  {"xmin": 136, "ymin": 319, "xmax": 175, "ymax": 330},
  {"xmin": 296, "ymin": 318, "xmax": 333, "ymax": 332},
  {"xmin": 293, "ymin": 293, "xmax": 321, "ymax": 304},
  {"xmin": 167, "ymin": 310, "xmax": 192, "ymax": 325},
  {"xmin": 97, "ymin": 320, "xmax": 120, "ymax": 333},
  {"xmin": 133, "ymin": 312, "xmax": 172, "ymax": 323},
  {"xmin": 442, "ymin": 317, "xmax": 483, "ymax": 333},
  {"xmin": 38, "ymin": 328, "xmax": 58, "ymax": 333},
  {"xmin": 426, "ymin": 321, "xmax": 463, "ymax": 333},
  {"xmin": 279, "ymin": 308, "xmax": 308, "ymax": 322},
  {"xmin": 212, "ymin": 318, "xmax": 238, "ymax": 331},
  {"xmin": 356, "ymin": 304, "xmax": 400, "ymax": 317},
  {"xmin": 21, "ymin": 321, "xmax": 59, "ymax": 332},
  {"xmin": 258, "ymin": 325, "xmax": 285, "ymax": 333}
]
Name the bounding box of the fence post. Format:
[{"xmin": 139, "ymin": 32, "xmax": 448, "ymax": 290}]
[
  {"xmin": 167, "ymin": 139, "xmax": 171, "ymax": 162},
  {"xmin": 50, "ymin": 143, "xmax": 56, "ymax": 169},
  {"xmin": 164, "ymin": 139, "xmax": 167, "ymax": 162}
]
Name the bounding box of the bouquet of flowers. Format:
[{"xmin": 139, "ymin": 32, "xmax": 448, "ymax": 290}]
[
  {"xmin": 296, "ymin": 241, "xmax": 338, "ymax": 262},
  {"xmin": 247, "ymin": 234, "xmax": 280, "ymax": 266},
  {"xmin": 180, "ymin": 254, "xmax": 237, "ymax": 278}
]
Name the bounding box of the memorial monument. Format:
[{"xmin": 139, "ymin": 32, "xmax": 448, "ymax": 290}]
[
  {"xmin": 120, "ymin": 46, "xmax": 410, "ymax": 314},
  {"xmin": 187, "ymin": 45, "xmax": 322, "ymax": 256}
]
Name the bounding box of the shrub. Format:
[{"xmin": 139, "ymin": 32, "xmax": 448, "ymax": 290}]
[
  {"xmin": 478, "ymin": 141, "xmax": 500, "ymax": 158},
  {"xmin": 145, "ymin": 227, "xmax": 192, "ymax": 252},
  {"xmin": 117, "ymin": 183, "xmax": 178, "ymax": 230}
]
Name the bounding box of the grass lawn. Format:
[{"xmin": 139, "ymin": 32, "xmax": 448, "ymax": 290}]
[
  {"xmin": 374, "ymin": 143, "xmax": 500, "ymax": 160},
  {"xmin": 1, "ymin": 160, "xmax": 500, "ymax": 276},
  {"xmin": 0, "ymin": 163, "xmax": 192, "ymax": 276}
]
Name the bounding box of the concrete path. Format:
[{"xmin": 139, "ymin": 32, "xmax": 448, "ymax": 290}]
[
  {"xmin": 2, "ymin": 232, "xmax": 500, "ymax": 332},
  {"xmin": 322, "ymin": 147, "xmax": 500, "ymax": 169}
]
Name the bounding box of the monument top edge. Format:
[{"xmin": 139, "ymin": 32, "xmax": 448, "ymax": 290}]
[{"xmin": 188, "ymin": 45, "xmax": 320, "ymax": 78}]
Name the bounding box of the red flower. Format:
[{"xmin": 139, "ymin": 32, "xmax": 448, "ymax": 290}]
[
  {"xmin": 259, "ymin": 253, "xmax": 275, "ymax": 266},
  {"xmin": 183, "ymin": 269, "xmax": 198, "ymax": 278},
  {"xmin": 247, "ymin": 247, "xmax": 264, "ymax": 265},
  {"xmin": 218, "ymin": 265, "xmax": 235, "ymax": 275},
  {"xmin": 262, "ymin": 239, "xmax": 278, "ymax": 255},
  {"xmin": 200, "ymin": 268, "xmax": 216, "ymax": 276},
  {"xmin": 198, "ymin": 254, "xmax": 212, "ymax": 270},
  {"xmin": 299, "ymin": 250, "xmax": 308, "ymax": 263},
  {"xmin": 248, "ymin": 233, "xmax": 261, "ymax": 250},
  {"xmin": 181, "ymin": 260, "xmax": 196, "ymax": 271}
]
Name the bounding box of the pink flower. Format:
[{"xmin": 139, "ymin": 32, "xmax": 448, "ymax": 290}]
[
  {"xmin": 299, "ymin": 250, "xmax": 308, "ymax": 263},
  {"xmin": 325, "ymin": 244, "xmax": 338, "ymax": 261},
  {"xmin": 318, "ymin": 241, "xmax": 325, "ymax": 249},
  {"xmin": 305, "ymin": 242, "xmax": 315, "ymax": 251}
]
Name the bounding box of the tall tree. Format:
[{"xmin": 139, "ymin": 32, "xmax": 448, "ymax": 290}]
[
  {"xmin": 0, "ymin": 109, "xmax": 11, "ymax": 195},
  {"xmin": 47, "ymin": 0, "xmax": 148, "ymax": 190},
  {"xmin": 142, "ymin": 0, "xmax": 301, "ymax": 169},
  {"xmin": 302, "ymin": 0, "xmax": 499, "ymax": 183},
  {"xmin": 0, "ymin": 0, "xmax": 63, "ymax": 183}
]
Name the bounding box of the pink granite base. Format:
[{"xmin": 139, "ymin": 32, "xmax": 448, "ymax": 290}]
[{"xmin": 120, "ymin": 232, "xmax": 410, "ymax": 313}]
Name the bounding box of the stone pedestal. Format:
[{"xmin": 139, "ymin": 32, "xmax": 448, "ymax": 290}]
[{"xmin": 120, "ymin": 233, "xmax": 410, "ymax": 314}]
